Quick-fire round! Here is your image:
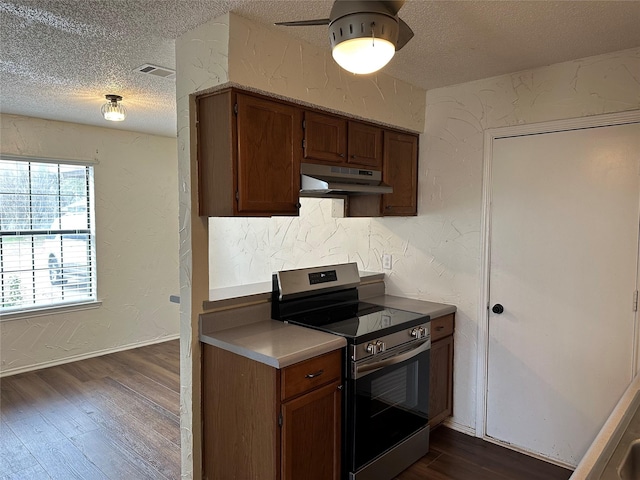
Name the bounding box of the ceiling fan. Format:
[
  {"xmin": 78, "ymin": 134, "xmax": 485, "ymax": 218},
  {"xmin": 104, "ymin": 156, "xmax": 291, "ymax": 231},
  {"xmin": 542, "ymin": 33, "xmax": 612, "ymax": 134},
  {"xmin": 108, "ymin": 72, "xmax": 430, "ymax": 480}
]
[{"xmin": 275, "ymin": 0, "xmax": 414, "ymax": 75}]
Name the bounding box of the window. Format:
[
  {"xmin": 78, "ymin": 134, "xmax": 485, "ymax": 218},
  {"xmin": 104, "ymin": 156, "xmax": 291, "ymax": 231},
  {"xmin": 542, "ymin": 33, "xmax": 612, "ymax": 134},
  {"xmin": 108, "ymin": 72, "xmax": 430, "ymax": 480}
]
[{"xmin": 0, "ymin": 156, "xmax": 96, "ymax": 313}]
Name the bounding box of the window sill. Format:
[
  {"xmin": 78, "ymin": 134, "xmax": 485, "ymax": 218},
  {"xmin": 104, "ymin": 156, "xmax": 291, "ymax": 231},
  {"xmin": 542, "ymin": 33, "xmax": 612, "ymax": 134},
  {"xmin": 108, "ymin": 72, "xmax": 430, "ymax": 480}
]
[{"xmin": 0, "ymin": 300, "xmax": 102, "ymax": 322}]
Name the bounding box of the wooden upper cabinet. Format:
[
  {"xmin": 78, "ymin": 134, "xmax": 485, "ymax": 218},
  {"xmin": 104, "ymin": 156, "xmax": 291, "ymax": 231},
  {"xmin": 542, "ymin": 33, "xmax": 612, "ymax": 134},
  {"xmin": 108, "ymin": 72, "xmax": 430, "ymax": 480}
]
[
  {"xmin": 347, "ymin": 121, "xmax": 383, "ymax": 169},
  {"xmin": 303, "ymin": 111, "xmax": 347, "ymax": 164},
  {"xmin": 197, "ymin": 89, "xmax": 301, "ymax": 217},
  {"xmin": 236, "ymin": 94, "xmax": 302, "ymax": 215},
  {"xmin": 197, "ymin": 87, "xmax": 419, "ymax": 218},
  {"xmin": 382, "ymin": 131, "xmax": 418, "ymax": 216},
  {"xmin": 303, "ymin": 114, "xmax": 383, "ymax": 169}
]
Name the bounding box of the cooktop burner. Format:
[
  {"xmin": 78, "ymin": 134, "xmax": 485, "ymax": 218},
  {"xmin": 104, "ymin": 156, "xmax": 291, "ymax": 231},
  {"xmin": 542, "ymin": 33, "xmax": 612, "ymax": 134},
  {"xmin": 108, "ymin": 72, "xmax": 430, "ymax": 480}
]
[{"xmin": 283, "ymin": 301, "xmax": 427, "ymax": 344}]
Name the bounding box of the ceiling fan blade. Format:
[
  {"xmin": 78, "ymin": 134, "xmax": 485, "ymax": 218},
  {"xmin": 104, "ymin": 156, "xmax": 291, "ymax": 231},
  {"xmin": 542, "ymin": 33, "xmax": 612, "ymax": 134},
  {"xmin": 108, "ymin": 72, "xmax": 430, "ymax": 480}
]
[
  {"xmin": 396, "ymin": 18, "xmax": 414, "ymax": 50},
  {"xmin": 274, "ymin": 18, "xmax": 330, "ymax": 27}
]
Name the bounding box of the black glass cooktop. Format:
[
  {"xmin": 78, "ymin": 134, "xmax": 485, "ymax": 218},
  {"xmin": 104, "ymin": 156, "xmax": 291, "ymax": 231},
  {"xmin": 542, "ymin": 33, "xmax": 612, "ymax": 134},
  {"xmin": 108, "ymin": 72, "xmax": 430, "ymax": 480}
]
[{"xmin": 283, "ymin": 301, "xmax": 428, "ymax": 344}]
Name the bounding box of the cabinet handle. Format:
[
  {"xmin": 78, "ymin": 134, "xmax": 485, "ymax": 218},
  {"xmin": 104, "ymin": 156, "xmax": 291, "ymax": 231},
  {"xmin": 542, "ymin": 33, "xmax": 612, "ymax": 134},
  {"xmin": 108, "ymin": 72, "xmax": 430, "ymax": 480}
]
[
  {"xmin": 339, "ymin": 153, "xmax": 345, "ymax": 157},
  {"xmin": 351, "ymin": 155, "xmax": 356, "ymax": 159},
  {"xmin": 435, "ymin": 326, "xmax": 445, "ymax": 331},
  {"xmin": 305, "ymin": 369, "xmax": 324, "ymax": 379}
]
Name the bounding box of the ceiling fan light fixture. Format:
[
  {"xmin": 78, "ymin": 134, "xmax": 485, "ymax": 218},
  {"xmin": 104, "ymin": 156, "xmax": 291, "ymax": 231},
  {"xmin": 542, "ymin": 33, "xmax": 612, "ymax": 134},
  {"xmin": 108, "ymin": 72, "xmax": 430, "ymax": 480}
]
[
  {"xmin": 332, "ymin": 36, "xmax": 395, "ymax": 74},
  {"xmin": 328, "ymin": 13, "xmax": 399, "ymax": 75},
  {"xmin": 101, "ymin": 94, "xmax": 126, "ymax": 122},
  {"xmin": 276, "ymin": 1, "xmax": 414, "ymax": 75}
]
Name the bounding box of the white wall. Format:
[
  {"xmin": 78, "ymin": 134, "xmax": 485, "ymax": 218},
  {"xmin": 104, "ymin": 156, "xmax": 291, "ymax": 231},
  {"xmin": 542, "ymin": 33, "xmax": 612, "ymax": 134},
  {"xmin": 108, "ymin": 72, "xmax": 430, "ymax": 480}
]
[
  {"xmin": 0, "ymin": 114, "xmax": 180, "ymax": 375},
  {"xmin": 208, "ymin": 46, "xmax": 640, "ymax": 432}
]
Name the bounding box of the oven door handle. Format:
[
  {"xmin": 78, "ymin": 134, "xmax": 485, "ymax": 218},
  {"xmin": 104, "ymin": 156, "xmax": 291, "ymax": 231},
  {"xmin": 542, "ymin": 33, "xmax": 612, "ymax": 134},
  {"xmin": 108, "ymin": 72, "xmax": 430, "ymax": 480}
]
[{"xmin": 353, "ymin": 340, "xmax": 430, "ymax": 379}]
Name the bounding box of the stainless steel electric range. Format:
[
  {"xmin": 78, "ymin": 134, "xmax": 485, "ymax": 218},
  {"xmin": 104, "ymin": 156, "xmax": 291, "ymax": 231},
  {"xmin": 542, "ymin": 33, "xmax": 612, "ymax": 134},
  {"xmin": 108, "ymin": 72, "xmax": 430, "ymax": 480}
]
[{"xmin": 271, "ymin": 263, "xmax": 431, "ymax": 480}]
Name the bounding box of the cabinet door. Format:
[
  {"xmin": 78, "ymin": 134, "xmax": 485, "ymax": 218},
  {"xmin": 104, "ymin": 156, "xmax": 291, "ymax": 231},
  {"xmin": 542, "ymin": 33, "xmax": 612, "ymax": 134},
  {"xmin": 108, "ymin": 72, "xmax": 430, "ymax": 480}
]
[
  {"xmin": 236, "ymin": 94, "xmax": 302, "ymax": 215},
  {"xmin": 428, "ymin": 335, "xmax": 453, "ymax": 428},
  {"xmin": 348, "ymin": 121, "xmax": 383, "ymax": 168},
  {"xmin": 382, "ymin": 131, "xmax": 418, "ymax": 216},
  {"xmin": 304, "ymin": 112, "xmax": 347, "ymax": 164},
  {"xmin": 281, "ymin": 380, "xmax": 341, "ymax": 480}
]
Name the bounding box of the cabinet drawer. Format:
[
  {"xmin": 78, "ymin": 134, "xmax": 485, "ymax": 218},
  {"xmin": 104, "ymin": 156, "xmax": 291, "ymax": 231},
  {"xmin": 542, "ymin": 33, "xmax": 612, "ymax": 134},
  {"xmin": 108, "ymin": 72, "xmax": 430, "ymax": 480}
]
[
  {"xmin": 281, "ymin": 349, "xmax": 342, "ymax": 401},
  {"xmin": 431, "ymin": 314, "xmax": 454, "ymax": 342}
]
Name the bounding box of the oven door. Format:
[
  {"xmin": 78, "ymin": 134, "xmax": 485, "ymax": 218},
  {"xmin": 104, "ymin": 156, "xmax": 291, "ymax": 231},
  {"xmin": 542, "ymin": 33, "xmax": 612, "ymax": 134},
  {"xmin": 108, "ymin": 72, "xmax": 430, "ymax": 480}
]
[{"xmin": 347, "ymin": 340, "xmax": 430, "ymax": 473}]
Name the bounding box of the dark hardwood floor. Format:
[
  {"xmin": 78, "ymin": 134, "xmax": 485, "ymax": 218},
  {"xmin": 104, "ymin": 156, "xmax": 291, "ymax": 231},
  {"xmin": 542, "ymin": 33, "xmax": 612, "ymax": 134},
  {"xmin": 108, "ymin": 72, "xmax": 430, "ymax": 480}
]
[
  {"xmin": 1, "ymin": 339, "xmax": 573, "ymax": 480},
  {"xmin": 0, "ymin": 341, "xmax": 180, "ymax": 480},
  {"xmin": 397, "ymin": 427, "xmax": 573, "ymax": 480}
]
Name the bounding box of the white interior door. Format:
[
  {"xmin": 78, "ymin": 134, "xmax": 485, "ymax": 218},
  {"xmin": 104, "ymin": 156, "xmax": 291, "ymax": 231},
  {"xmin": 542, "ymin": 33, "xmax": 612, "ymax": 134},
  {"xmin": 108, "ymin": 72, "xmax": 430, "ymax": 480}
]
[{"xmin": 486, "ymin": 122, "xmax": 640, "ymax": 467}]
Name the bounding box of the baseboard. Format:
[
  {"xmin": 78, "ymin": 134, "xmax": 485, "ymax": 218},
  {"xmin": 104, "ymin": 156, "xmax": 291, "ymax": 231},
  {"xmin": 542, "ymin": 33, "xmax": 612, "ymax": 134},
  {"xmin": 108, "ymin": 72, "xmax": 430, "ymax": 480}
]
[
  {"xmin": 441, "ymin": 419, "xmax": 574, "ymax": 470},
  {"xmin": 442, "ymin": 419, "xmax": 477, "ymax": 437},
  {"xmin": 0, "ymin": 334, "xmax": 180, "ymax": 378}
]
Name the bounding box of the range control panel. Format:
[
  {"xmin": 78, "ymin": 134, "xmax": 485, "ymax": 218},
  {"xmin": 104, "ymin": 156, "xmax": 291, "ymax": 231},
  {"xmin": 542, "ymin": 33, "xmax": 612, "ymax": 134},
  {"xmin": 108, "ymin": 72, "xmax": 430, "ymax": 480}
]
[{"xmin": 308, "ymin": 270, "xmax": 338, "ymax": 285}]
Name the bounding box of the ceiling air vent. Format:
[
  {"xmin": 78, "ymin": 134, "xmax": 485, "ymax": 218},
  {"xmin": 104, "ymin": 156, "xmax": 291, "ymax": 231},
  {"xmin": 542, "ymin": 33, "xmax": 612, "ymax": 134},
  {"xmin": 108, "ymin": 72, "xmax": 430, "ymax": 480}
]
[{"xmin": 134, "ymin": 64, "xmax": 175, "ymax": 80}]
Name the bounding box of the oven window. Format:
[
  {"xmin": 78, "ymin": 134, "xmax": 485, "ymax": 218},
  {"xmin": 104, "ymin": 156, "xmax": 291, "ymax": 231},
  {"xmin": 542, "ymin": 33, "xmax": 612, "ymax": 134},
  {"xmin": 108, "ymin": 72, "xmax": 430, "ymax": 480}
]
[
  {"xmin": 370, "ymin": 363, "xmax": 418, "ymax": 416},
  {"xmin": 351, "ymin": 348, "xmax": 429, "ymax": 471}
]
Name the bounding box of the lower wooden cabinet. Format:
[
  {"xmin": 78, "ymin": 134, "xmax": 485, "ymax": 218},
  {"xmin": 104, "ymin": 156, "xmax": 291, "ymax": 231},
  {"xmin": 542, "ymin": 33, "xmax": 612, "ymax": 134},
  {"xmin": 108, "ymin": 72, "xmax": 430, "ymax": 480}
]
[
  {"xmin": 429, "ymin": 314, "xmax": 455, "ymax": 428},
  {"xmin": 281, "ymin": 380, "xmax": 341, "ymax": 480},
  {"xmin": 202, "ymin": 345, "xmax": 342, "ymax": 480}
]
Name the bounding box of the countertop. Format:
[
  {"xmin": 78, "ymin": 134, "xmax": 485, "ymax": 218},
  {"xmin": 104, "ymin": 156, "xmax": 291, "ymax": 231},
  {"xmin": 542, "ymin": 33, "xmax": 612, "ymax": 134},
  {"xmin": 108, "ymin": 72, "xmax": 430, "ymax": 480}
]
[
  {"xmin": 200, "ymin": 320, "xmax": 346, "ymax": 369},
  {"xmin": 364, "ymin": 295, "xmax": 457, "ymax": 319},
  {"xmin": 199, "ymin": 291, "xmax": 456, "ymax": 369}
]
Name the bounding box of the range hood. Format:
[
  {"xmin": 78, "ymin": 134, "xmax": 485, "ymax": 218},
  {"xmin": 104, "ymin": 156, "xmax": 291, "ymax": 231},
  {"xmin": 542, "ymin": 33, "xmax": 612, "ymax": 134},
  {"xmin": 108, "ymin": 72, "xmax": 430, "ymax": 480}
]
[{"xmin": 300, "ymin": 163, "xmax": 393, "ymax": 196}]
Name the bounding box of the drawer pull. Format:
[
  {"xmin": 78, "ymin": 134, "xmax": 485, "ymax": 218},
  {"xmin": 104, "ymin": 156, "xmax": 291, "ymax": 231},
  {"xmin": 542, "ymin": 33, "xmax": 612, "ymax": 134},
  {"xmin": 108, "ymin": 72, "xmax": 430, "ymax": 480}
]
[
  {"xmin": 435, "ymin": 326, "xmax": 445, "ymax": 331},
  {"xmin": 305, "ymin": 369, "xmax": 324, "ymax": 379}
]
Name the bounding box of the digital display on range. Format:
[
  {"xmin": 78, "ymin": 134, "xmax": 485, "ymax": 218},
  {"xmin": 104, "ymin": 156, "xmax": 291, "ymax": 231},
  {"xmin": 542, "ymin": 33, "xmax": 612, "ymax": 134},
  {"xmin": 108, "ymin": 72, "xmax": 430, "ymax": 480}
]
[{"xmin": 309, "ymin": 270, "xmax": 338, "ymax": 285}]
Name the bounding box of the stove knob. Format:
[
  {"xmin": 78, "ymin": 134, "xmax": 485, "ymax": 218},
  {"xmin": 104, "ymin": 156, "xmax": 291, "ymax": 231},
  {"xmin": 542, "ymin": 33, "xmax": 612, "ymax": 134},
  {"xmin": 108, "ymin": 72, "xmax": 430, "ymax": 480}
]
[
  {"xmin": 366, "ymin": 341, "xmax": 386, "ymax": 355},
  {"xmin": 411, "ymin": 326, "xmax": 428, "ymax": 339}
]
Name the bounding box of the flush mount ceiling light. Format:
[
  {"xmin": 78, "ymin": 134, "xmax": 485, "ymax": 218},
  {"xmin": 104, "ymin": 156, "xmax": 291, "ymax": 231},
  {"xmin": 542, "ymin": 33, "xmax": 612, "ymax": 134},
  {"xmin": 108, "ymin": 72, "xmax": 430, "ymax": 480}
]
[
  {"xmin": 276, "ymin": 0, "xmax": 413, "ymax": 75},
  {"xmin": 101, "ymin": 94, "xmax": 126, "ymax": 122}
]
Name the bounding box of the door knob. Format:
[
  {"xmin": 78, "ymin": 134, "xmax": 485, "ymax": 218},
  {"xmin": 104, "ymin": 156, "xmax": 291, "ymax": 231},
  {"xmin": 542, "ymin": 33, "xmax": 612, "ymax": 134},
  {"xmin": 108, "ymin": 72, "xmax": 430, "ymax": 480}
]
[{"xmin": 492, "ymin": 304, "xmax": 504, "ymax": 314}]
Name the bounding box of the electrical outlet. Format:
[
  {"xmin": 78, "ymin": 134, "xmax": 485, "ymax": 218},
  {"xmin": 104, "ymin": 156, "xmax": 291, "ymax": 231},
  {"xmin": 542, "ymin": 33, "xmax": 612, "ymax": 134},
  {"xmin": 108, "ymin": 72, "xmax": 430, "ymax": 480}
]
[{"xmin": 382, "ymin": 254, "xmax": 392, "ymax": 270}]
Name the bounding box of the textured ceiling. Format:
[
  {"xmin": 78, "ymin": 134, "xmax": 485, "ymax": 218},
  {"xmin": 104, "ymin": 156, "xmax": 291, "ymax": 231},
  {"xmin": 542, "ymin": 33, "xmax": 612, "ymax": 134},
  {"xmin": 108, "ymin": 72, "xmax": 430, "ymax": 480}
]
[{"xmin": 1, "ymin": 0, "xmax": 639, "ymax": 137}]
